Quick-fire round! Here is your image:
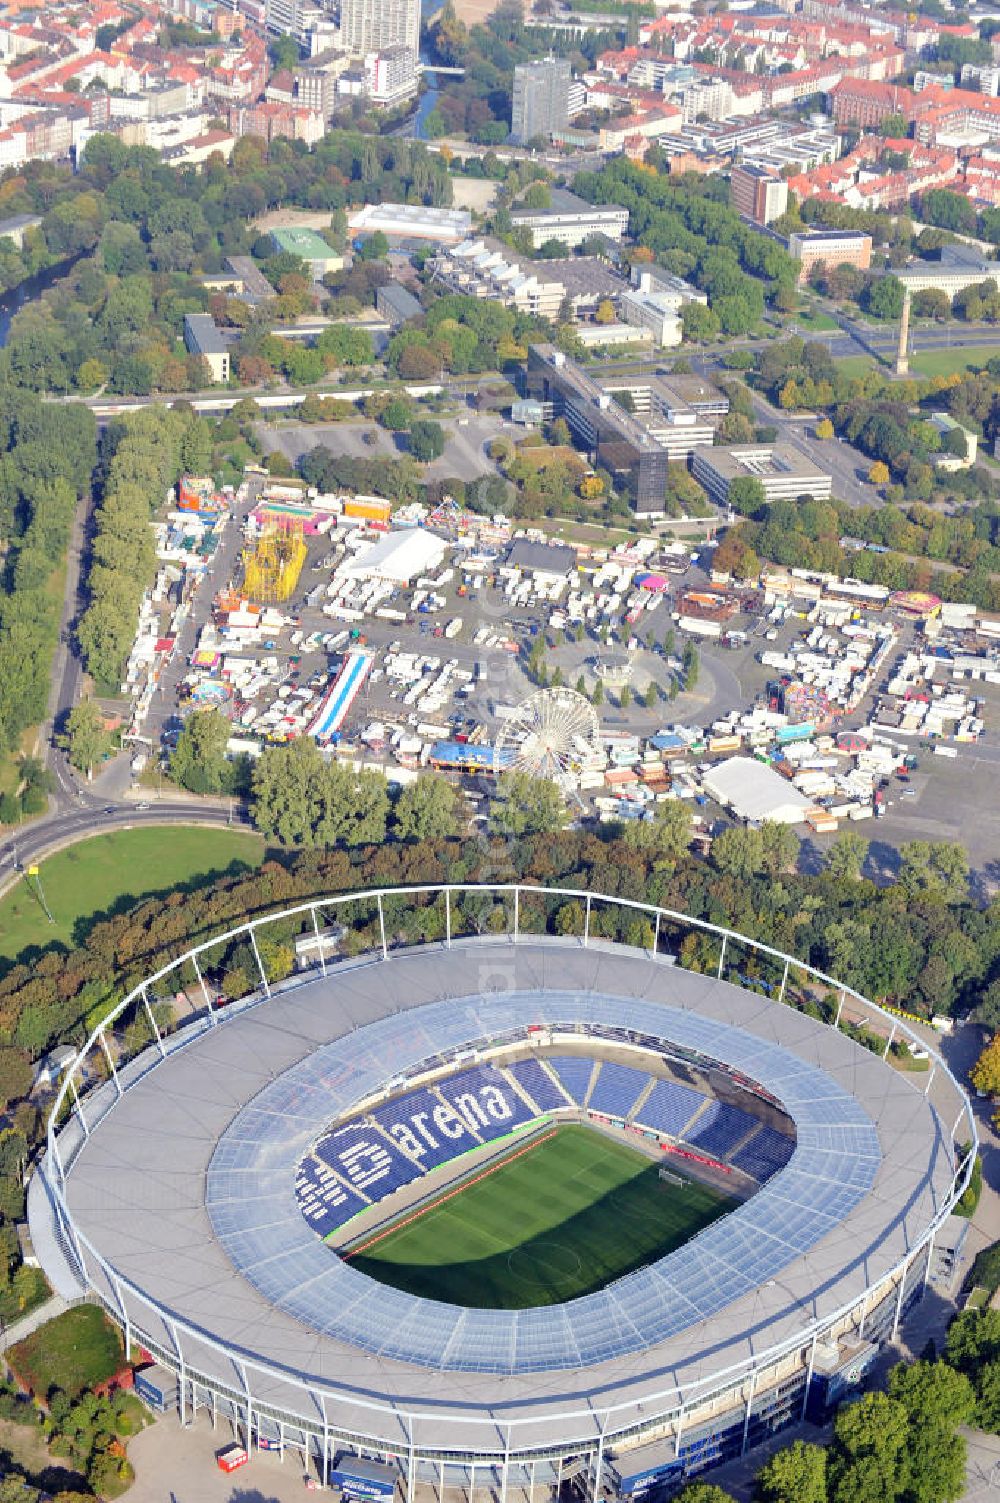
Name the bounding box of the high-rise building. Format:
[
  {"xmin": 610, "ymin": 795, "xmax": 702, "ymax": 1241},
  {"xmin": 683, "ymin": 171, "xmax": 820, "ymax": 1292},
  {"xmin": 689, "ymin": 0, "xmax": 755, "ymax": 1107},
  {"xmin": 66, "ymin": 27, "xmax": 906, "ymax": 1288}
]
[
  {"xmin": 339, "ymin": 0, "xmax": 418, "ymax": 59},
  {"xmin": 729, "ymin": 163, "xmax": 788, "ymax": 226},
  {"xmin": 511, "ymin": 57, "xmax": 571, "ymax": 146}
]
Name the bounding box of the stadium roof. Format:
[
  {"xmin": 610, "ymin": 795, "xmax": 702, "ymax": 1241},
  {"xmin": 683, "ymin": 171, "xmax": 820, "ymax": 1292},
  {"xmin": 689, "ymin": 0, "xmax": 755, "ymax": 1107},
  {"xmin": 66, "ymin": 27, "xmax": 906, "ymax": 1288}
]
[{"xmin": 55, "ymin": 940, "xmax": 954, "ymax": 1452}]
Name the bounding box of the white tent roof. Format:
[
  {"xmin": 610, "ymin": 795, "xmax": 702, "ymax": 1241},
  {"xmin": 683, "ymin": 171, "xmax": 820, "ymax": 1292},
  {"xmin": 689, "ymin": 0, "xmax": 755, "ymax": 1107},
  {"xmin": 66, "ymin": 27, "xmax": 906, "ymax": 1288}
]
[
  {"xmin": 344, "ymin": 528, "xmax": 445, "ymax": 583},
  {"xmin": 702, "ymin": 757, "xmax": 812, "ymax": 825}
]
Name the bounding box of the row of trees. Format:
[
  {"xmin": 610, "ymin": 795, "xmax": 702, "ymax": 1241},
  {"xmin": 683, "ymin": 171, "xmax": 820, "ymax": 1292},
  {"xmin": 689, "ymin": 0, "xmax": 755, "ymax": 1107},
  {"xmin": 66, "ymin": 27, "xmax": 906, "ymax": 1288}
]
[
  {"xmin": 0, "ymin": 391, "xmax": 96, "ymax": 759},
  {"xmin": 573, "ymin": 163, "xmax": 799, "ymax": 331},
  {"xmin": 76, "ymin": 407, "xmax": 201, "ymax": 687}
]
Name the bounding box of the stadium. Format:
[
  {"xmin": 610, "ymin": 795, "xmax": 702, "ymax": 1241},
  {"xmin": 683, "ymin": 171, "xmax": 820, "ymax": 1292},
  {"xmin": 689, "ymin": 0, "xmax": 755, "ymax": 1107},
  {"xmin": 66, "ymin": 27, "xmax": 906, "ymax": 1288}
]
[{"xmin": 30, "ymin": 883, "xmax": 974, "ymax": 1500}]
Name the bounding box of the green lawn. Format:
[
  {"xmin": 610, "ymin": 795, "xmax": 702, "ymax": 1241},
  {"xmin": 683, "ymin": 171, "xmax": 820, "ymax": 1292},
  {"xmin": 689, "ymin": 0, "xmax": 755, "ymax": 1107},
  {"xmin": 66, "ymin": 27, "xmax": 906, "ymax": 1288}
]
[
  {"xmin": 9, "ymin": 1306, "xmax": 123, "ymax": 1399},
  {"xmin": 834, "ymin": 355, "xmax": 877, "ymax": 379},
  {"xmin": 909, "ymin": 346, "xmax": 1000, "ymax": 378},
  {"xmin": 795, "ymin": 307, "xmax": 839, "ymax": 332},
  {"xmin": 0, "ymin": 826, "xmax": 265, "ymax": 965},
  {"xmin": 349, "ymin": 1125, "xmax": 731, "ymax": 1308}
]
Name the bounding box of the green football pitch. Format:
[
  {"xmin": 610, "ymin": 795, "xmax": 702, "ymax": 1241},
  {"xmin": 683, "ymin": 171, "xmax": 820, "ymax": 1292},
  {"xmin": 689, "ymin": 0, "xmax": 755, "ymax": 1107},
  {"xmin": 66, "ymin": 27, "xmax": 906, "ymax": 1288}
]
[{"xmin": 347, "ymin": 1124, "xmax": 732, "ymax": 1308}]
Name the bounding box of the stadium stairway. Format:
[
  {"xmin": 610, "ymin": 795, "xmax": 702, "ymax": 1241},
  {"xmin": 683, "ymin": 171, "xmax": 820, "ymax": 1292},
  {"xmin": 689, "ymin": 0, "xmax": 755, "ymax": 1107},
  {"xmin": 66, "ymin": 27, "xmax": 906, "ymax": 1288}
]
[
  {"xmin": 582, "ymin": 1059, "xmax": 601, "ymax": 1108},
  {"xmin": 430, "ymin": 1083, "xmax": 486, "ymax": 1145},
  {"xmin": 627, "ymin": 1077, "xmax": 656, "ymax": 1122},
  {"xmin": 537, "ymin": 1058, "xmax": 576, "ymax": 1105},
  {"xmin": 368, "ymin": 1117, "xmax": 430, "ymax": 1175},
  {"xmin": 726, "ymin": 1119, "xmax": 765, "ymax": 1164},
  {"xmin": 501, "ymin": 1065, "xmax": 542, "ymax": 1117}
]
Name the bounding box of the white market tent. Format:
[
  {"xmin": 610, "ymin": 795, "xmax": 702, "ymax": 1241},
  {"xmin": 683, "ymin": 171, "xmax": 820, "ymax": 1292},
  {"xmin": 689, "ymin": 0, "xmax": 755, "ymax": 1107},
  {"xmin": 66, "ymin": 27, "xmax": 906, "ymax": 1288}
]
[
  {"xmin": 702, "ymin": 757, "xmax": 812, "ymax": 826},
  {"xmin": 343, "ymin": 529, "xmax": 446, "ymax": 584}
]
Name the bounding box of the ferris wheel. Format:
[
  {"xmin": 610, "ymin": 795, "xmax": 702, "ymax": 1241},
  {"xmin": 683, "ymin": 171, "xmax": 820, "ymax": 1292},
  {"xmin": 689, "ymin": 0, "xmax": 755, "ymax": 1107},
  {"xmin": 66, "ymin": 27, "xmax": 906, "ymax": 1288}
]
[{"xmin": 494, "ymin": 686, "xmax": 601, "ymax": 788}]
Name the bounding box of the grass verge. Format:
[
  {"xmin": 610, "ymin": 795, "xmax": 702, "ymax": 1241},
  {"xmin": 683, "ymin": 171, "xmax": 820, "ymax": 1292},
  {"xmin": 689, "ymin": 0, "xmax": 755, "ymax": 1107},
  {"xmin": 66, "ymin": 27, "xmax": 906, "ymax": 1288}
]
[
  {"xmin": 0, "ymin": 826, "xmax": 265, "ymax": 966},
  {"xmin": 9, "ymin": 1306, "xmax": 123, "ymax": 1400}
]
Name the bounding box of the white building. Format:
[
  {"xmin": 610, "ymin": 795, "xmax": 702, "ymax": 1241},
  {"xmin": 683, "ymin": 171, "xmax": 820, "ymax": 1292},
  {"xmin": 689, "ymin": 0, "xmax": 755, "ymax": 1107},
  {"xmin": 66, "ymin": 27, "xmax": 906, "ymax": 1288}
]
[
  {"xmin": 620, "ymin": 289, "xmax": 683, "ymax": 347},
  {"xmin": 339, "ymin": 0, "xmax": 419, "ymax": 60},
  {"xmin": 344, "ymin": 529, "xmax": 446, "ymax": 583},
  {"xmin": 703, "ymin": 757, "xmax": 813, "ymax": 825}
]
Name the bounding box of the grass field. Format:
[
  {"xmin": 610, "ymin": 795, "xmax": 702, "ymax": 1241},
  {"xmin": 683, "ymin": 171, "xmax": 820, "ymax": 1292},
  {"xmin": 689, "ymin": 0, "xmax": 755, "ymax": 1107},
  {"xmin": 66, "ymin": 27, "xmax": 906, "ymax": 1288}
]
[
  {"xmin": 0, "ymin": 826, "xmax": 265, "ymax": 965},
  {"xmin": 349, "ymin": 1125, "xmax": 731, "ymax": 1308},
  {"xmin": 909, "ymin": 346, "xmax": 1000, "ymax": 378},
  {"xmin": 9, "ymin": 1306, "xmax": 123, "ymax": 1399},
  {"xmin": 834, "ymin": 355, "xmax": 877, "ymax": 379}
]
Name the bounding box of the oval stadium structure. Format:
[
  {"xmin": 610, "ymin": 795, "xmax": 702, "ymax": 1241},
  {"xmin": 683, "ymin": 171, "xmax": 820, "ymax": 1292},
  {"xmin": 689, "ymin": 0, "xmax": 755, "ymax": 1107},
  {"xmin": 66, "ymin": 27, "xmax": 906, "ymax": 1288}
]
[{"xmin": 30, "ymin": 884, "xmax": 975, "ymax": 1501}]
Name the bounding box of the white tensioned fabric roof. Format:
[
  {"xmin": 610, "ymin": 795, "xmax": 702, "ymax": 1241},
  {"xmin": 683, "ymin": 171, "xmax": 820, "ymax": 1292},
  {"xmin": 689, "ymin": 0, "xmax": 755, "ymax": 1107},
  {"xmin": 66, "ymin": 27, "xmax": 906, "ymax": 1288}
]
[{"xmin": 61, "ymin": 941, "xmax": 953, "ymax": 1451}]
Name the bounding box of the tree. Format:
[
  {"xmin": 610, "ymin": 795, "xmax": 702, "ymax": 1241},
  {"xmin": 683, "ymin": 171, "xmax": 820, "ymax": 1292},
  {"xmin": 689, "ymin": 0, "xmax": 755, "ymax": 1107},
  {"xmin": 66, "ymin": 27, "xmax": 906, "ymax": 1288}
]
[
  {"xmin": 393, "ymin": 775, "xmax": 460, "ymax": 841},
  {"xmin": 489, "ymin": 771, "xmax": 567, "ymax": 838},
  {"xmin": 673, "ymin": 1486, "xmax": 736, "ymax": 1503},
  {"xmin": 381, "ymin": 397, "xmax": 412, "ymax": 432},
  {"xmin": 828, "ymin": 1392, "xmax": 910, "ymax": 1503},
  {"xmin": 727, "ymin": 477, "xmax": 766, "ymax": 516},
  {"xmin": 756, "ymin": 1440, "xmax": 826, "ymax": 1503},
  {"xmin": 825, "ymin": 831, "xmax": 868, "ymax": 883},
  {"xmin": 356, "ymin": 230, "xmax": 389, "ymax": 262},
  {"xmin": 0, "ymin": 1049, "xmax": 32, "ymax": 1114},
  {"xmin": 898, "ymin": 841, "xmax": 969, "ymax": 903},
  {"xmin": 409, "ymin": 420, "xmax": 446, "ymax": 462},
  {"xmin": 712, "ymin": 826, "xmax": 765, "ymax": 880},
  {"xmin": 759, "ymin": 820, "xmax": 798, "ymax": 875},
  {"xmin": 888, "ymin": 1360, "xmax": 973, "ymax": 1503},
  {"xmin": 594, "ymin": 299, "xmax": 616, "ymax": 325},
  {"xmin": 170, "ymin": 708, "xmax": 232, "ymax": 794},
  {"xmin": 869, "ymin": 461, "xmax": 890, "ymax": 486},
  {"xmin": 971, "ymin": 1033, "xmax": 1000, "ymax": 1099},
  {"xmin": 864, "ymin": 275, "xmax": 905, "ymax": 321},
  {"xmin": 623, "ymin": 800, "xmax": 692, "ymax": 863},
  {"xmin": 815, "ymin": 418, "xmax": 834, "ymax": 440},
  {"xmin": 60, "ymin": 699, "xmax": 112, "ymax": 778},
  {"xmin": 251, "ymin": 739, "xmax": 388, "ymax": 847}
]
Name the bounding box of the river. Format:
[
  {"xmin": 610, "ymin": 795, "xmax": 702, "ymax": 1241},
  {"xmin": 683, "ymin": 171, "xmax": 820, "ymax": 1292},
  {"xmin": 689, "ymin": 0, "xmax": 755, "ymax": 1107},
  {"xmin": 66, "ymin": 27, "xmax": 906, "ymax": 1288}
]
[{"xmin": 0, "ymin": 255, "xmax": 81, "ymax": 346}]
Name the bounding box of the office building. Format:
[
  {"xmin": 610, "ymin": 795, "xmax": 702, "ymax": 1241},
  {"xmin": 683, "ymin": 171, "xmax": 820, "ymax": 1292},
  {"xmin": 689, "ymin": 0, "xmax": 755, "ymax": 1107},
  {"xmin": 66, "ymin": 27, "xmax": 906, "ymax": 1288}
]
[
  {"xmin": 339, "ymin": 0, "xmax": 418, "ymax": 60},
  {"xmin": 730, "ymin": 163, "xmax": 789, "ymax": 226},
  {"xmin": 620, "ymin": 288, "xmax": 683, "ymax": 347},
  {"xmin": 525, "ymin": 345, "xmax": 670, "ymax": 514},
  {"xmin": 692, "ymin": 444, "xmax": 832, "ymax": 505},
  {"xmin": 509, "ymin": 188, "xmax": 628, "ymax": 250},
  {"xmin": 433, "ymin": 238, "xmax": 623, "ymax": 320},
  {"xmin": 788, "ymin": 230, "xmax": 872, "ymax": 284},
  {"xmin": 184, "ymin": 314, "xmax": 230, "ymax": 383},
  {"xmin": 511, "ymin": 57, "xmax": 571, "ymax": 146}
]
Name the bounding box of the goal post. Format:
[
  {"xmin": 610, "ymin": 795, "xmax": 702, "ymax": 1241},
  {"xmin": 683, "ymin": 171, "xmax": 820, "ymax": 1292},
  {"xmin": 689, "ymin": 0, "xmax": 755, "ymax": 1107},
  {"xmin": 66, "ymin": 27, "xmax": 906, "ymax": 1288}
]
[{"xmin": 658, "ymin": 1166, "xmax": 686, "ymax": 1187}]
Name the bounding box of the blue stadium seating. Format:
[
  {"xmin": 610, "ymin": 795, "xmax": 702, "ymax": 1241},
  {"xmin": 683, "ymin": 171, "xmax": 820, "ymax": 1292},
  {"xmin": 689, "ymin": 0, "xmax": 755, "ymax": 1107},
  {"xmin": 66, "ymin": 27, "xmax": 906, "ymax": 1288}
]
[
  {"xmin": 730, "ymin": 1126, "xmax": 795, "ymax": 1182},
  {"xmin": 316, "ymin": 1121, "xmax": 421, "ymax": 1197},
  {"xmin": 506, "ymin": 1057, "xmax": 572, "ymax": 1114},
  {"xmin": 437, "ymin": 1064, "xmax": 534, "ymax": 1143},
  {"xmin": 548, "ymin": 1055, "xmax": 596, "ymax": 1105},
  {"xmin": 587, "ymin": 1060, "xmax": 649, "ymax": 1120},
  {"xmin": 685, "ymin": 1100, "xmax": 757, "ymax": 1159},
  {"xmin": 370, "ymin": 1086, "xmax": 469, "ymax": 1172},
  {"xmin": 295, "ymin": 1157, "xmax": 369, "ymax": 1238},
  {"xmin": 634, "ymin": 1078, "xmax": 705, "ymax": 1138}
]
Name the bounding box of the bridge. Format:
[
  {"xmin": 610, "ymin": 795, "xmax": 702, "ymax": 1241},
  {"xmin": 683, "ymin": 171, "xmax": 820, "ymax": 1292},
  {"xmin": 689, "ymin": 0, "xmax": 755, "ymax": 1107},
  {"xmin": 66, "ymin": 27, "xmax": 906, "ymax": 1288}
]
[{"xmin": 420, "ymin": 63, "xmax": 465, "ymax": 75}]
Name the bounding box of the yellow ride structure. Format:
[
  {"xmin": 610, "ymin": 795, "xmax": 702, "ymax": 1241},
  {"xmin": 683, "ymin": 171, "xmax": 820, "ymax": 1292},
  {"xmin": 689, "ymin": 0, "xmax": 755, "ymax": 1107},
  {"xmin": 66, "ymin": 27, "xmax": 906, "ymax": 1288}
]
[{"xmin": 242, "ymin": 520, "xmax": 307, "ymax": 605}]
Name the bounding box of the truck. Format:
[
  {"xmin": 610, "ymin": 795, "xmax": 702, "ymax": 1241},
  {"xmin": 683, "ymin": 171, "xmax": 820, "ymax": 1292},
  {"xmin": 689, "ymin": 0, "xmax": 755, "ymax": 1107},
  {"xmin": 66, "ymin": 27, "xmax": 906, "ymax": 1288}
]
[
  {"xmin": 329, "ymin": 1455, "xmax": 397, "ymax": 1501},
  {"xmin": 133, "ymin": 1364, "xmax": 178, "ymax": 1413}
]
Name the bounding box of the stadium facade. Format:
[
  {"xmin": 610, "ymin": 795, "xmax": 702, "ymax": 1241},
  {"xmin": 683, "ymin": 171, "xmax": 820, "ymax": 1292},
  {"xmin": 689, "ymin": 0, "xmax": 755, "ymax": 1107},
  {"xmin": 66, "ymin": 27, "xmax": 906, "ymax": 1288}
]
[{"xmin": 30, "ymin": 885, "xmax": 974, "ymax": 1500}]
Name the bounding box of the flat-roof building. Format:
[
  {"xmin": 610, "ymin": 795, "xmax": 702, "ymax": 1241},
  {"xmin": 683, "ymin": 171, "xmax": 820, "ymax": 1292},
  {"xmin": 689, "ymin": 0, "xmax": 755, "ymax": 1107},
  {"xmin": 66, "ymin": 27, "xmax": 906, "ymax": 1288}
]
[
  {"xmin": 348, "ymin": 202, "xmax": 472, "ymax": 244},
  {"xmin": 511, "ymin": 57, "xmax": 571, "ymax": 146},
  {"xmin": 788, "ymin": 229, "xmax": 872, "ymax": 284},
  {"xmin": 692, "ymin": 443, "xmax": 832, "ymax": 504},
  {"xmin": 525, "ymin": 344, "xmax": 670, "ymax": 515},
  {"xmin": 376, "ymin": 280, "xmax": 422, "ymax": 326},
  {"xmin": 183, "ymin": 313, "xmax": 230, "ymax": 384},
  {"xmin": 269, "ymin": 226, "xmax": 344, "ymax": 277},
  {"xmin": 730, "ymin": 163, "xmax": 788, "ymax": 226},
  {"xmin": 510, "ymin": 189, "xmax": 629, "ymax": 251},
  {"xmin": 620, "ymin": 288, "xmax": 683, "ymax": 347},
  {"xmin": 432, "ymin": 238, "xmax": 623, "ymax": 320}
]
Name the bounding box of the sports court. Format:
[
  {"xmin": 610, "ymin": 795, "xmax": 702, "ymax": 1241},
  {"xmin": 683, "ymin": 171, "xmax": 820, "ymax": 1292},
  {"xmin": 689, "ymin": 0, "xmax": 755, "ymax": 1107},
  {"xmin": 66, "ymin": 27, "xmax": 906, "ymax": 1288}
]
[{"xmin": 348, "ymin": 1125, "xmax": 731, "ymax": 1308}]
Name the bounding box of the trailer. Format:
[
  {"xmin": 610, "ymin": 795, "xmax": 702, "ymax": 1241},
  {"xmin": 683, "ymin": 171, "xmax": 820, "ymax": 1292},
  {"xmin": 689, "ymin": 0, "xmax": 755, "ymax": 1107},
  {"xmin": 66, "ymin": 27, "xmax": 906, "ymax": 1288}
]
[{"xmin": 329, "ymin": 1455, "xmax": 397, "ymax": 1500}]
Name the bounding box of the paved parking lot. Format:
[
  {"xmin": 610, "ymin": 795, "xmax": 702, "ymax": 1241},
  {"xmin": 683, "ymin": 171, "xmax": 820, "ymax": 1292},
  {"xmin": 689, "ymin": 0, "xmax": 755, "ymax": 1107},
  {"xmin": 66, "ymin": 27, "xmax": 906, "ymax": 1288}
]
[{"xmin": 257, "ymin": 416, "xmax": 504, "ymax": 483}]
